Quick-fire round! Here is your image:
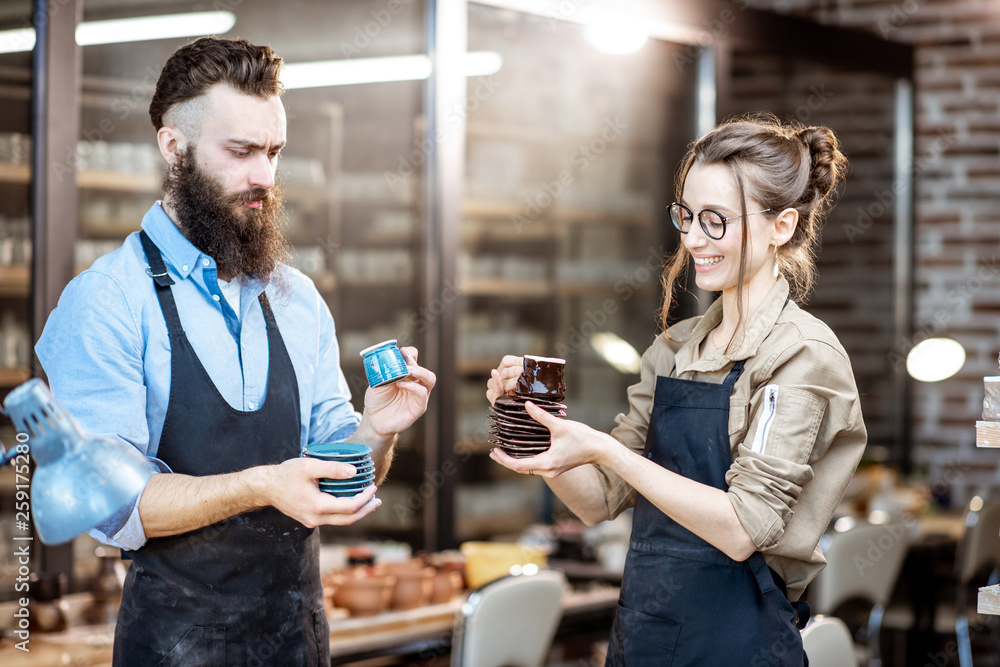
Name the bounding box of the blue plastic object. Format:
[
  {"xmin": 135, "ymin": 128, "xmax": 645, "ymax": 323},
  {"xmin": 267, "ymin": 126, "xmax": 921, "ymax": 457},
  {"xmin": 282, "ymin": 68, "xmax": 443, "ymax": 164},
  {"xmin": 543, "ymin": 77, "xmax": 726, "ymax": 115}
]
[{"xmin": 0, "ymin": 379, "xmax": 154, "ymax": 545}]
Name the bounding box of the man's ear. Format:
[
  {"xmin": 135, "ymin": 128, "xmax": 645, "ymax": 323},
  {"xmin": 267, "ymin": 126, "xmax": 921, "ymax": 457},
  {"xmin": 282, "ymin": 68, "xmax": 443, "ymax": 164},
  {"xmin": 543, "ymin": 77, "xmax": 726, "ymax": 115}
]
[
  {"xmin": 157, "ymin": 126, "xmax": 186, "ymax": 168},
  {"xmin": 773, "ymin": 208, "xmax": 799, "ymax": 248}
]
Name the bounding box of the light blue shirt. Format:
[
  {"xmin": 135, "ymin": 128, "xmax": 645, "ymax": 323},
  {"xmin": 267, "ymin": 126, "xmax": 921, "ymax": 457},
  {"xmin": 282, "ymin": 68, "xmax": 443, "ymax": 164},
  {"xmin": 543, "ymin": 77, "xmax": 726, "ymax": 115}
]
[{"xmin": 35, "ymin": 203, "xmax": 361, "ymax": 549}]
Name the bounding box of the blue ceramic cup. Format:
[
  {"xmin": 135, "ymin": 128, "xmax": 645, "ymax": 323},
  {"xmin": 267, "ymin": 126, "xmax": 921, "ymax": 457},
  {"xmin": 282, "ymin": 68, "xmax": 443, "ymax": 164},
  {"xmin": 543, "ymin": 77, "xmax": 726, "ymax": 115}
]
[{"xmin": 360, "ymin": 339, "xmax": 409, "ymax": 388}]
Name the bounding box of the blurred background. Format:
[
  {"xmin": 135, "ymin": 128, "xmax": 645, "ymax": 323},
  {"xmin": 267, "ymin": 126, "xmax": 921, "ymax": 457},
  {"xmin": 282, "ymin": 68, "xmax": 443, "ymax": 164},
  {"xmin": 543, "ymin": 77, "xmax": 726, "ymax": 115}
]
[{"xmin": 0, "ymin": 1, "xmax": 997, "ymax": 664}]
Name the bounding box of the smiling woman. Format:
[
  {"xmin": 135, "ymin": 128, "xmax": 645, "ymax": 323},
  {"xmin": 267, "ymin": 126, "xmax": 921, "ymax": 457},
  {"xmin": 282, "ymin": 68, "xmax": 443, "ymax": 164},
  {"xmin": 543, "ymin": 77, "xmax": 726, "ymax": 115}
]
[
  {"xmin": 662, "ymin": 115, "xmax": 849, "ymax": 350},
  {"xmin": 486, "ymin": 115, "xmax": 866, "ymax": 665}
]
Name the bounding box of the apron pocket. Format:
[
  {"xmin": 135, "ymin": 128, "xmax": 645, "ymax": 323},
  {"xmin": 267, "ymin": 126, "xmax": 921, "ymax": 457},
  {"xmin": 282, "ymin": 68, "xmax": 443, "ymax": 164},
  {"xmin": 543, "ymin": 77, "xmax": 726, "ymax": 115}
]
[
  {"xmin": 156, "ymin": 625, "xmax": 226, "ymax": 667},
  {"xmin": 612, "ymin": 602, "xmax": 681, "ymax": 665}
]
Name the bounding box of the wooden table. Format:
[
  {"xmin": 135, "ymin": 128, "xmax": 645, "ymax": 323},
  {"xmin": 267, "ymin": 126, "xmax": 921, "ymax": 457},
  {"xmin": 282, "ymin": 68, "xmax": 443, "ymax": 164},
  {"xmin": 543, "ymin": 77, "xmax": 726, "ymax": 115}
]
[
  {"xmin": 0, "ymin": 585, "xmax": 620, "ymax": 666},
  {"xmin": 0, "ymin": 624, "xmax": 115, "ymax": 666},
  {"xmin": 329, "ymin": 584, "xmax": 620, "ymax": 664}
]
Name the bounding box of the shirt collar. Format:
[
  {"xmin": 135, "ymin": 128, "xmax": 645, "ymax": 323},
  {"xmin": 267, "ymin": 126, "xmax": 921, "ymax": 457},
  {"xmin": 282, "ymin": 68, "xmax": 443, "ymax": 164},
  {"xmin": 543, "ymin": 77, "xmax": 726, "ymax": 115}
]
[
  {"xmin": 680, "ymin": 276, "xmax": 791, "ymax": 370},
  {"xmin": 139, "ymin": 202, "xmax": 210, "ymax": 280}
]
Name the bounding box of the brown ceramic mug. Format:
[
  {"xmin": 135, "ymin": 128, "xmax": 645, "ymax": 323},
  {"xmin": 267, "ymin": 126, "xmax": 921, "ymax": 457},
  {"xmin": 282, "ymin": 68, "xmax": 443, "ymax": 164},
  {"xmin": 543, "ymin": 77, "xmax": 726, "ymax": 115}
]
[{"xmin": 515, "ymin": 355, "xmax": 566, "ymax": 400}]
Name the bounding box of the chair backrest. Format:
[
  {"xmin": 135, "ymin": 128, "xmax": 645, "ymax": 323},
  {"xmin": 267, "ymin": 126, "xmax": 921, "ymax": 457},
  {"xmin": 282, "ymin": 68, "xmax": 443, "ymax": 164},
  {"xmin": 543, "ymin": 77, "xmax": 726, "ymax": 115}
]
[
  {"xmin": 451, "ymin": 569, "xmax": 565, "ymax": 667},
  {"xmin": 956, "ymin": 502, "xmax": 1000, "ymax": 585},
  {"xmin": 811, "ymin": 521, "xmax": 909, "ymax": 615},
  {"xmin": 801, "ymin": 616, "xmax": 857, "ymax": 667}
]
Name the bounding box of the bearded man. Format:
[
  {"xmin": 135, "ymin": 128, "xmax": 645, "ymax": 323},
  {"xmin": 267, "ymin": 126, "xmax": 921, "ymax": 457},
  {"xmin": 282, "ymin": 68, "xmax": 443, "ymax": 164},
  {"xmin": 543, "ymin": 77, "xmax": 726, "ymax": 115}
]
[{"xmin": 36, "ymin": 37, "xmax": 435, "ymax": 666}]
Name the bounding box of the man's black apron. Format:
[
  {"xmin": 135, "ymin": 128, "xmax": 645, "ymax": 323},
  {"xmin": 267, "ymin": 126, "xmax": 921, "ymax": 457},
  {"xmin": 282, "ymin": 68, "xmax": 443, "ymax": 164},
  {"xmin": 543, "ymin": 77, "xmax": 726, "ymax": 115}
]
[
  {"xmin": 605, "ymin": 360, "xmax": 805, "ymax": 667},
  {"xmin": 112, "ymin": 231, "xmax": 327, "ymax": 666}
]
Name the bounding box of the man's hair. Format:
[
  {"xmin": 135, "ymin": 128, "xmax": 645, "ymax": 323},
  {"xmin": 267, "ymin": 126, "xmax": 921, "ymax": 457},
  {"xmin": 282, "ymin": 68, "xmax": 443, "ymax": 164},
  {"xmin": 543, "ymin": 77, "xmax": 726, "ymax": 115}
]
[{"xmin": 149, "ymin": 36, "xmax": 284, "ymax": 132}]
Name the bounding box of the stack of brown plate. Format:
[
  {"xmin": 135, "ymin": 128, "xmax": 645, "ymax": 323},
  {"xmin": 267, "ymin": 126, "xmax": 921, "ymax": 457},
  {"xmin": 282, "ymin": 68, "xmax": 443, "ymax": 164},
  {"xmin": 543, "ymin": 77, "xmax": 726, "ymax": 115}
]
[{"xmin": 489, "ymin": 395, "xmax": 567, "ymax": 458}]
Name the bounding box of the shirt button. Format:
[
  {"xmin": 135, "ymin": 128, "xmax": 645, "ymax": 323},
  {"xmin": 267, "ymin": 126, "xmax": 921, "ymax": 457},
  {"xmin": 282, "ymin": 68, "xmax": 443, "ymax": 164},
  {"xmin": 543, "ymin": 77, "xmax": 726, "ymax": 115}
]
[
  {"xmin": 203, "ymin": 259, "xmax": 210, "ymax": 266},
  {"xmin": 248, "ymin": 401, "xmax": 255, "ymax": 409},
  {"xmin": 212, "ymin": 294, "xmax": 220, "ymax": 301},
  {"xmin": 182, "ymin": 265, "xmax": 188, "ymax": 272}
]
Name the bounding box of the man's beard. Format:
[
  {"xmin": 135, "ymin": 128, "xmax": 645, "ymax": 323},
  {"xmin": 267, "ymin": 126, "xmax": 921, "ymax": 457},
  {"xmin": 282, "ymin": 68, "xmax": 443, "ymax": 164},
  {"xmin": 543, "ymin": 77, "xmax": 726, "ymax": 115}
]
[{"xmin": 163, "ymin": 149, "xmax": 289, "ymax": 284}]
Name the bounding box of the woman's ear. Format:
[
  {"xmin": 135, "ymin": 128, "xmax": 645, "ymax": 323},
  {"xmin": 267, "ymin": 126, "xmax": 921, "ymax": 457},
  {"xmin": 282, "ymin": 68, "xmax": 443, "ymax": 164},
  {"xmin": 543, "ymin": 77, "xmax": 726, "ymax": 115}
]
[{"xmin": 772, "ymin": 208, "xmax": 799, "ymax": 247}]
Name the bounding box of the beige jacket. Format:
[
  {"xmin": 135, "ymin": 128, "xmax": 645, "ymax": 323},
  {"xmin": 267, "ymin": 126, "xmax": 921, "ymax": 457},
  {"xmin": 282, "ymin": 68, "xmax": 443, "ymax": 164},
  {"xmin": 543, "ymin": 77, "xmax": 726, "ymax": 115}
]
[{"xmin": 598, "ymin": 277, "xmax": 867, "ymax": 601}]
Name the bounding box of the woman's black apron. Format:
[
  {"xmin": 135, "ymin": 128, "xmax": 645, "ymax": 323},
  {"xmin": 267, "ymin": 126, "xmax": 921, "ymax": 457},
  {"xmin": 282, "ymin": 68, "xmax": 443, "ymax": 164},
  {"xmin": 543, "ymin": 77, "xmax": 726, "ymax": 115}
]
[
  {"xmin": 112, "ymin": 231, "xmax": 326, "ymax": 666},
  {"xmin": 605, "ymin": 360, "xmax": 804, "ymax": 667}
]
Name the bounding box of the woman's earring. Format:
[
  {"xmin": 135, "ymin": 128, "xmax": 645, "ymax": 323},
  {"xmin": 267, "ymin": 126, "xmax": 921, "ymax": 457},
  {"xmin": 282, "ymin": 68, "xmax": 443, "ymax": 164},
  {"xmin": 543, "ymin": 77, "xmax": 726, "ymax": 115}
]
[
  {"xmin": 170, "ymin": 163, "xmax": 176, "ymax": 172},
  {"xmin": 773, "ymin": 262, "xmax": 779, "ymax": 278}
]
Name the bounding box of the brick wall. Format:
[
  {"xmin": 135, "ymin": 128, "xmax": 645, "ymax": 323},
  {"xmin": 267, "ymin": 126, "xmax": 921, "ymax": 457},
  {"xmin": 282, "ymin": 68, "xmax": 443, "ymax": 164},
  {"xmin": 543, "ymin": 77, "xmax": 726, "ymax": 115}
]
[
  {"xmin": 742, "ymin": 0, "xmax": 1000, "ymax": 500},
  {"xmin": 724, "ymin": 52, "xmax": 901, "ymax": 456}
]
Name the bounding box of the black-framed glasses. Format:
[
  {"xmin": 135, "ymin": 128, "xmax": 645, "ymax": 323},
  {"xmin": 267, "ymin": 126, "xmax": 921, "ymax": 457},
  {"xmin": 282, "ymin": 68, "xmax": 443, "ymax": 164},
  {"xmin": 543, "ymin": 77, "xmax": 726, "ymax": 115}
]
[{"xmin": 668, "ymin": 202, "xmax": 771, "ymax": 240}]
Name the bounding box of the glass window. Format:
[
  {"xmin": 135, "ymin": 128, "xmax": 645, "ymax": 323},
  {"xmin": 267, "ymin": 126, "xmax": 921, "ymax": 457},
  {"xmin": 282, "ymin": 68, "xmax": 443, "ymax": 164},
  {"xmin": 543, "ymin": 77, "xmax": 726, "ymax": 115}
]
[
  {"xmin": 0, "ymin": 5, "xmax": 33, "ymax": 603},
  {"xmin": 723, "ymin": 51, "xmax": 903, "ymax": 459},
  {"xmin": 457, "ymin": 3, "xmax": 697, "ymax": 539},
  {"xmin": 74, "ymin": 0, "xmax": 428, "ymax": 558}
]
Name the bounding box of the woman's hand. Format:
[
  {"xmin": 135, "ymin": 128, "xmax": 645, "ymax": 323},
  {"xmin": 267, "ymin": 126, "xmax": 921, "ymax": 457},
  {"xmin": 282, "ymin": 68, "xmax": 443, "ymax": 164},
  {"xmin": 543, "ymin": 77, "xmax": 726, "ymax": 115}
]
[
  {"xmin": 362, "ymin": 347, "xmax": 436, "ymax": 438},
  {"xmin": 486, "ymin": 355, "xmax": 524, "ymax": 406},
  {"xmin": 488, "ymin": 400, "xmax": 622, "ymax": 477}
]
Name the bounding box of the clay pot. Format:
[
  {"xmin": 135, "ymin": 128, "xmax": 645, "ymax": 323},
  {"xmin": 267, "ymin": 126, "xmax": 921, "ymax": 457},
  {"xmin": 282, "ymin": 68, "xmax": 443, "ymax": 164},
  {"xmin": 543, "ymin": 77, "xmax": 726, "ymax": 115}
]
[
  {"xmin": 330, "ymin": 572, "xmax": 396, "ymax": 617},
  {"xmin": 430, "ymin": 568, "xmax": 464, "ymax": 604},
  {"xmin": 382, "ymin": 562, "xmax": 435, "ymax": 611}
]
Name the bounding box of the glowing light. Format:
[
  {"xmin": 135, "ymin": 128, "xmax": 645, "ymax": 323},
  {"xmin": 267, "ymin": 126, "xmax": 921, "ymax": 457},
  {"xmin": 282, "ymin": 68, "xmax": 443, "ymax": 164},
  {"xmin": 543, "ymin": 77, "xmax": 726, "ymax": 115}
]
[
  {"xmin": 970, "ymin": 495, "xmax": 984, "ymax": 513},
  {"xmin": 76, "ymin": 12, "xmax": 236, "ymax": 46},
  {"xmin": 833, "ymin": 516, "xmax": 856, "ymax": 533},
  {"xmin": 590, "ymin": 332, "xmax": 642, "ymax": 374},
  {"xmin": 0, "ymin": 28, "xmax": 34, "ymax": 55},
  {"xmin": 583, "ymin": 12, "xmax": 648, "ymax": 55},
  {"xmin": 0, "ymin": 12, "xmax": 236, "ymax": 55},
  {"xmin": 282, "ymin": 51, "xmax": 503, "ymax": 89},
  {"xmin": 868, "ymin": 510, "xmax": 890, "ymax": 525},
  {"xmin": 906, "ymin": 337, "xmax": 965, "ymax": 382}
]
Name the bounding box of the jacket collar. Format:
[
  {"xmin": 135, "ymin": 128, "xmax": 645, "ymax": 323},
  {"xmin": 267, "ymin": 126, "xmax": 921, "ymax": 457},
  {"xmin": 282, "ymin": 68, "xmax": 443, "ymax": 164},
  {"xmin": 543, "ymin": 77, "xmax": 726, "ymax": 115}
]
[{"xmin": 678, "ymin": 276, "xmax": 791, "ymax": 371}]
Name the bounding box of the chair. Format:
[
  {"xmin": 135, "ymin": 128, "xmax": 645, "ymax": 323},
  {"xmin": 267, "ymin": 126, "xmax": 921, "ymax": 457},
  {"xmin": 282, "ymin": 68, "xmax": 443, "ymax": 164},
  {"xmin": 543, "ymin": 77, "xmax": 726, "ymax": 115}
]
[
  {"xmin": 801, "ymin": 615, "xmax": 858, "ymax": 667},
  {"xmin": 451, "ymin": 569, "xmax": 565, "ymax": 667},
  {"xmin": 954, "ymin": 502, "xmax": 1000, "ymax": 667},
  {"xmin": 810, "ymin": 521, "xmax": 910, "ymax": 667}
]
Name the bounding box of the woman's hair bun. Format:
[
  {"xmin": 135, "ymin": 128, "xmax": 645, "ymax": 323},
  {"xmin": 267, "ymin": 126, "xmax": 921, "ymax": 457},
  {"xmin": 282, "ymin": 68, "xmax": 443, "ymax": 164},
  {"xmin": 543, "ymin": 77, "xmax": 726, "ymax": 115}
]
[{"xmin": 797, "ymin": 125, "xmax": 847, "ymax": 201}]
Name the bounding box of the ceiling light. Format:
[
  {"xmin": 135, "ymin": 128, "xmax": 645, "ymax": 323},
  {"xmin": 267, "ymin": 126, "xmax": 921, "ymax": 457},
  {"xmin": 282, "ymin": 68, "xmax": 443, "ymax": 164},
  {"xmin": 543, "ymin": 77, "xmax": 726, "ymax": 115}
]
[
  {"xmin": 0, "ymin": 28, "xmax": 34, "ymax": 55},
  {"xmin": 0, "ymin": 11, "xmax": 236, "ymax": 55},
  {"xmin": 582, "ymin": 11, "xmax": 648, "ymax": 55},
  {"xmin": 906, "ymin": 337, "xmax": 965, "ymax": 382},
  {"xmin": 77, "ymin": 11, "xmax": 236, "ymax": 47},
  {"xmin": 590, "ymin": 332, "xmax": 642, "ymax": 374},
  {"xmin": 283, "ymin": 55, "xmax": 431, "ymax": 89},
  {"xmin": 282, "ymin": 51, "xmax": 503, "ymax": 89}
]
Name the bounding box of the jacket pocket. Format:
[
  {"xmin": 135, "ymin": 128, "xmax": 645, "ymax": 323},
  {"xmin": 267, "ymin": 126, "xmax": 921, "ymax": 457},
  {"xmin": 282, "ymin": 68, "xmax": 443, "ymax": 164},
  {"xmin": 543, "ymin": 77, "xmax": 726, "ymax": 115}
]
[
  {"xmin": 608, "ymin": 602, "xmax": 680, "ymax": 666},
  {"xmin": 760, "ymin": 385, "xmax": 828, "ymax": 463},
  {"xmin": 156, "ymin": 625, "xmax": 226, "ymax": 667}
]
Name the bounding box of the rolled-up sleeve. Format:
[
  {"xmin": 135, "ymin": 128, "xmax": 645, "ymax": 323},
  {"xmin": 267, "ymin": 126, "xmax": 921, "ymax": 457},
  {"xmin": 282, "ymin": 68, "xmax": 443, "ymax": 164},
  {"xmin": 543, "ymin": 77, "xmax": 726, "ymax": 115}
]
[
  {"xmin": 36, "ymin": 270, "xmax": 161, "ymax": 549},
  {"xmin": 726, "ymin": 338, "xmax": 862, "ymax": 551},
  {"xmin": 306, "ymin": 292, "xmax": 362, "ymax": 445}
]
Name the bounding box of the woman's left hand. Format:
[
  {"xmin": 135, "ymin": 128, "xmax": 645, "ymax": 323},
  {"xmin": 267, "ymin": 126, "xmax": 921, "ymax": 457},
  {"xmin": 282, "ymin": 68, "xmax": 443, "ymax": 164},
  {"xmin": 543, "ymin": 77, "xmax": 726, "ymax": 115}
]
[
  {"xmin": 486, "ymin": 355, "xmax": 524, "ymax": 406},
  {"xmin": 489, "ymin": 400, "xmax": 620, "ymax": 477},
  {"xmin": 362, "ymin": 347, "xmax": 436, "ymax": 437}
]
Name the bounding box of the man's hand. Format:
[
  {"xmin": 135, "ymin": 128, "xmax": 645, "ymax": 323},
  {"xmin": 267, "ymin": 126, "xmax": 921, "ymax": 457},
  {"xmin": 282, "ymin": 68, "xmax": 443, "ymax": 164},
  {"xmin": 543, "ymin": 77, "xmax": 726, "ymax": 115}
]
[
  {"xmin": 257, "ymin": 457, "xmax": 381, "ymax": 528},
  {"xmin": 140, "ymin": 457, "xmax": 382, "ymax": 538},
  {"xmin": 360, "ymin": 346, "xmax": 436, "ymax": 439}
]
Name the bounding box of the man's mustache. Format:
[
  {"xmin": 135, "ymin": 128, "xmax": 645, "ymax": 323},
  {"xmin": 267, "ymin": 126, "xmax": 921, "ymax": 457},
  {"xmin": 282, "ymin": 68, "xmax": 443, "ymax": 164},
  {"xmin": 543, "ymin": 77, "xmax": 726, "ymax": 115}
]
[{"xmin": 226, "ymin": 188, "xmax": 272, "ymax": 206}]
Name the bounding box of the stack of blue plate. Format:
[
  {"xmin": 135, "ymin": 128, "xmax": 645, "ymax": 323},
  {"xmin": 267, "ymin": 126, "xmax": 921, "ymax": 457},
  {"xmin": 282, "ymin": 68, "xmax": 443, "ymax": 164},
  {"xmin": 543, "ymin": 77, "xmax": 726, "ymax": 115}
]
[{"xmin": 303, "ymin": 442, "xmax": 375, "ymax": 498}]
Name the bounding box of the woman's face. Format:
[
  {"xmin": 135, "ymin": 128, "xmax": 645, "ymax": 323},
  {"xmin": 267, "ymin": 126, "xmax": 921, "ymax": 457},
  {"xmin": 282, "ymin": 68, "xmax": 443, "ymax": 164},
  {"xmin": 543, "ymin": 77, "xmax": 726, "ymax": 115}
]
[{"xmin": 680, "ymin": 162, "xmax": 776, "ymax": 296}]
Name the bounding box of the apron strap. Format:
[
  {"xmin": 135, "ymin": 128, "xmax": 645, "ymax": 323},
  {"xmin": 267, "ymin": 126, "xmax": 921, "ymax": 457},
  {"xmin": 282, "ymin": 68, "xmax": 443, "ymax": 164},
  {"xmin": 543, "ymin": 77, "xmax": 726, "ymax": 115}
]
[
  {"xmin": 258, "ymin": 291, "xmax": 277, "ymax": 330},
  {"xmin": 722, "ymin": 359, "xmax": 746, "ymax": 389},
  {"xmin": 746, "ymin": 551, "xmax": 776, "ymax": 595},
  {"xmin": 139, "ymin": 230, "xmax": 184, "ymax": 335},
  {"xmin": 139, "ymin": 230, "xmax": 174, "ymax": 287}
]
